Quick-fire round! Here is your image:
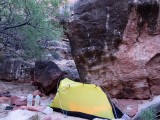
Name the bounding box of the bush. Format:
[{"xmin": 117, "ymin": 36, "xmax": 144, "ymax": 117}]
[
  {"xmin": 0, "ymin": 0, "xmax": 67, "ymax": 60},
  {"xmin": 140, "ymin": 106, "xmax": 156, "ymax": 120}
]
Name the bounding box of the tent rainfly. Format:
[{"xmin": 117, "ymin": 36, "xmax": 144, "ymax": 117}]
[{"xmin": 50, "ymin": 78, "xmax": 123, "ymax": 120}]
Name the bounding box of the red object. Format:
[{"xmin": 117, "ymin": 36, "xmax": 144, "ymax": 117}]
[{"xmin": 11, "ymin": 96, "xmax": 27, "ymax": 106}]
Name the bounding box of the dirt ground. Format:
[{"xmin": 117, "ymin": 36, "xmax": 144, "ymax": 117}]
[
  {"xmin": 0, "ymin": 81, "xmax": 87, "ymax": 120},
  {"xmin": 0, "ymin": 80, "xmax": 153, "ymax": 120}
]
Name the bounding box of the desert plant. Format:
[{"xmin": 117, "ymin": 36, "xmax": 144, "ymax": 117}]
[{"xmin": 140, "ymin": 106, "xmax": 156, "ymax": 120}]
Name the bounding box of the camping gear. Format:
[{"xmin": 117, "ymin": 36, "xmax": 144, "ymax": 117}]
[
  {"xmin": 34, "ymin": 95, "xmax": 40, "ymax": 106},
  {"xmin": 50, "ymin": 78, "xmax": 123, "ymax": 120},
  {"xmin": 5, "ymin": 106, "xmax": 14, "ymax": 110},
  {"xmin": 27, "ymin": 94, "xmax": 33, "ymax": 106}
]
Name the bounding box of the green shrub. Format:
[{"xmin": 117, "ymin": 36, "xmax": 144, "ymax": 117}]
[
  {"xmin": 0, "ymin": 0, "xmax": 67, "ymax": 60},
  {"xmin": 140, "ymin": 106, "xmax": 156, "ymax": 120}
]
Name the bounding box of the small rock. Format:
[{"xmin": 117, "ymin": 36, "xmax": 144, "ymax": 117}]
[
  {"xmin": 126, "ymin": 106, "xmax": 138, "ymax": 117},
  {"xmin": 42, "ymin": 107, "xmax": 54, "ymax": 115},
  {"xmin": 3, "ymin": 110, "xmax": 38, "ymax": 120}
]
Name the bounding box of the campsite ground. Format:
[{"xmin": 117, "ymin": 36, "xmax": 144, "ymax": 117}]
[
  {"xmin": 0, "ymin": 81, "xmax": 87, "ymax": 120},
  {"xmin": 0, "ymin": 80, "xmax": 153, "ymax": 120}
]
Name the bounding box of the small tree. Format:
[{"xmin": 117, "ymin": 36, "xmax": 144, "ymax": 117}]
[{"xmin": 0, "ymin": 0, "xmax": 66, "ymax": 59}]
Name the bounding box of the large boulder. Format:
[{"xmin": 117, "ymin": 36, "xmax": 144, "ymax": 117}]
[
  {"xmin": 0, "ymin": 59, "xmax": 34, "ymax": 82},
  {"xmin": 39, "ymin": 40, "xmax": 81, "ymax": 81},
  {"xmin": 54, "ymin": 60, "xmax": 80, "ymax": 82},
  {"xmin": 67, "ymin": 0, "xmax": 160, "ymax": 99},
  {"xmin": 34, "ymin": 61, "xmax": 63, "ymax": 94},
  {"xmin": 43, "ymin": 40, "xmax": 80, "ymax": 81}
]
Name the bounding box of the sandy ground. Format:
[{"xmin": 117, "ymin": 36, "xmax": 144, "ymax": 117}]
[
  {"xmin": 0, "ymin": 81, "xmax": 37, "ymax": 118},
  {"xmin": 0, "ymin": 81, "xmax": 86, "ymax": 120}
]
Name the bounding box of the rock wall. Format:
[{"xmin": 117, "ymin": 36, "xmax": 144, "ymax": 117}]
[
  {"xmin": 0, "ymin": 39, "xmax": 80, "ymax": 83},
  {"xmin": 67, "ymin": 0, "xmax": 160, "ymax": 99},
  {"xmin": 0, "ymin": 59, "xmax": 34, "ymax": 82}
]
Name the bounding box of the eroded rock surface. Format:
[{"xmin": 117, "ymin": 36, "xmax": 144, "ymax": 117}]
[
  {"xmin": 0, "ymin": 59, "xmax": 34, "ymax": 82},
  {"xmin": 67, "ymin": 0, "xmax": 160, "ymax": 99},
  {"xmin": 55, "ymin": 60, "xmax": 80, "ymax": 82}
]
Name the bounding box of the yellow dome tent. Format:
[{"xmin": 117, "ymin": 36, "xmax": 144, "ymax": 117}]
[{"xmin": 50, "ymin": 78, "xmax": 123, "ymax": 120}]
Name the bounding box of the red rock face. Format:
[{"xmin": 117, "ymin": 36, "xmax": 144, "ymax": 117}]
[
  {"xmin": 67, "ymin": 0, "xmax": 160, "ymax": 99},
  {"xmin": 109, "ymin": 7, "xmax": 160, "ymax": 99},
  {"xmin": 112, "ymin": 21, "xmax": 160, "ymax": 99},
  {"xmin": 146, "ymin": 53, "xmax": 160, "ymax": 95}
]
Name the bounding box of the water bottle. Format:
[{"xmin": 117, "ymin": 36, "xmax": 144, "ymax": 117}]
[
  {"xmin": 34, "ymin": 95, "xmax": 40, "ymax": 106},
  {"xmin": 27, "ymin": 94, "xmax": 33, "ymax": 106}
]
